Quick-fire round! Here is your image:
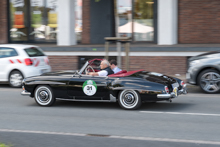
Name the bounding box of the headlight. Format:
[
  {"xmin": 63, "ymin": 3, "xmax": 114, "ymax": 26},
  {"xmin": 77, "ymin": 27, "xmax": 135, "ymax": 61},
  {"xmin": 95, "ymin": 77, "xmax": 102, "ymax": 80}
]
[{"xmin": 189, "ymin": 60, "xmax": 200, "ymax": 67}]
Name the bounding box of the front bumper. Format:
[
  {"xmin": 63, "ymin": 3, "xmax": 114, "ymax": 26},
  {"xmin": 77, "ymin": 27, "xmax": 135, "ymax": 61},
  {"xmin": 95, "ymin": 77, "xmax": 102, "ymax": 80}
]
[
  {"xmin": 21, "ymin": 90, "xmax": 31, "ymax": 96},
  {"xmin": 157, "ymin": 84, "xmax": 187, "ymax": 99},
  {"xmin": 21, "ymin": 86, "xmax": 31, "ymax": 96}
]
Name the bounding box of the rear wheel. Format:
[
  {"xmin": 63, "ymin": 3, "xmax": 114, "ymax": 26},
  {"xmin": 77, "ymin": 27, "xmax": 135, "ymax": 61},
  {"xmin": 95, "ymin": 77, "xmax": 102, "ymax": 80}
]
[
  {"xmin": 34, "ymin": 85, "xmax": 55, "ymax": 106},
  {"xmin": 9, "ymin": 71, "xmax": 24, "ymax": 88},
  {"xmin": 118, "ymin": 90, "xmax": 142, "ymax": 110},
  {"xmin": 198, "ymin": 69, "xmax": 220, "ymax": 93}
]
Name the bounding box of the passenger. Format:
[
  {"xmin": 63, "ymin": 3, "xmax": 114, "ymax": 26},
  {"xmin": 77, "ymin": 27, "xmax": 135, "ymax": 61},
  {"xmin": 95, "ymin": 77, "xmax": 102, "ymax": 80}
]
[
  {"xmin": 88, "ymin": 59, "xmax": 114, "ymax": 76},
  {"xmin": 110, "ymin": 59, "xmax": 122, "ymax": 74}
]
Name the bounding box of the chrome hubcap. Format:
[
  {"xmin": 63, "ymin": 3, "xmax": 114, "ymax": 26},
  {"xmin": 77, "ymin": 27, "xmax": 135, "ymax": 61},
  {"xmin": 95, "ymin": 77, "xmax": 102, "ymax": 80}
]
[
  {"xmin": 123, "ymin": 93, "xmax": 135, "ymax": 105},
  {"xmin": 10, "ymin": 73, "xmax": 23, "ymax": 86},
  {"xmin": 35, "ymin": 87, "xmax": 52, "ymax": 105},
  {"xmin": 200, "ymin": 72, "xmax": 220, "ymax": 92}
]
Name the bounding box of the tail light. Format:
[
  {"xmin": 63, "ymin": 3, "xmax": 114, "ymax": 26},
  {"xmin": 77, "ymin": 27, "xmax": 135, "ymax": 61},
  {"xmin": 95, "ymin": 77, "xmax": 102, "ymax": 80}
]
[
  {"xmin": 44, "ymin": 57, "xmax": 49, "ymax": 65},
  {"xmin": 181, "ymin": 81, "xmax": 185, "ymax": 86},
  {"xmin": 24, "ymin": 58, "xmax": 33, "ymax": 66},
  {"xmin": 165, "ymin": 86, "xmax": 169, "ymax": 94}
]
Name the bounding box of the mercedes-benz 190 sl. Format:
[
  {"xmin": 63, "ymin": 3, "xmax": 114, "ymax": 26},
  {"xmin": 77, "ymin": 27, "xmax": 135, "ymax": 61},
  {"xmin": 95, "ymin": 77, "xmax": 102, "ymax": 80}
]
[{"xmin": 21, "ymin": 58, "xmax": 187, "ymax": 110}]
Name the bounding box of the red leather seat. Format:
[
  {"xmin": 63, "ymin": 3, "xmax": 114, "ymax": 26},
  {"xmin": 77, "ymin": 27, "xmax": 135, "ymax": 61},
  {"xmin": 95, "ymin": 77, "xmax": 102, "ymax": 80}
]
[{"xmin": 108, "ymin": 69, "xmax": 144, "ymax": 77}]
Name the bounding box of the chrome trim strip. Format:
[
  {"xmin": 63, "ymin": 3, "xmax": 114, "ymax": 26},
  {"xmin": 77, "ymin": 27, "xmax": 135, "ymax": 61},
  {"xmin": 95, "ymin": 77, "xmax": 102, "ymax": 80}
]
[
  {"xmin": 56, "ymin": 98, "xmax": 114, "ymax": 102},
  {"xmin": 21, "ymin": 91, "xmax": 31, "ymax": 96},
  {"xmin": 96, "ymin": 84, "xmax": 107, "ymax": 86},
  {"xmin": 26, "ymin": 81, "xmax": 66, "ymax": 85}
]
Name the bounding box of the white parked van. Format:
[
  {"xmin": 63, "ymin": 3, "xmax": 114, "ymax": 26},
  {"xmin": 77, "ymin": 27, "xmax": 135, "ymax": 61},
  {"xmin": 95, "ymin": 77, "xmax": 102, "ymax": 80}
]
[{"xmin": 0, "ymin": 44, "xmax": 51, "ymax": 87}]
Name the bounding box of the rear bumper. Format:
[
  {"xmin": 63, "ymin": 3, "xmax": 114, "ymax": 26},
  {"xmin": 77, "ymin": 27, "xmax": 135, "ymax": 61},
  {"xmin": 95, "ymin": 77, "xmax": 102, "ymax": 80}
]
[{"xmin": 157, "ymin": 84, "xmax": 187, "ymax": 99}]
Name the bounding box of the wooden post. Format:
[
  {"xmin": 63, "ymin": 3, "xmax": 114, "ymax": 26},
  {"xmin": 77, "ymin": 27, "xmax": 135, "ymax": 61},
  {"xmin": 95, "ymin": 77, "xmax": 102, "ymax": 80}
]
[
  {"xmin": 117, "ymin": 42, "xmax": 121, "ymax": 68},
  {"xmin": 125, "ymin": 42, "xmax": 130, "ymax": 71}
]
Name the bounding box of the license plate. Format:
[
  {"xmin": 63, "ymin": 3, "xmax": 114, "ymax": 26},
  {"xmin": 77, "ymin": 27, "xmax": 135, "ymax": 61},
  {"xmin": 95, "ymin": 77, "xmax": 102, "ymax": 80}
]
[{"xmin": 172, "ymin": 82, "xmax": 179, "ymax": 88}]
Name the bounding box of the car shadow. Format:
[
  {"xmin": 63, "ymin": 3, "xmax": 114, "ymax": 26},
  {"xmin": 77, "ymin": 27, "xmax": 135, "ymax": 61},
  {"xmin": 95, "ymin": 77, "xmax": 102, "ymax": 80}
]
[
  {"xmin": 139, "ymin": 101, "xmax": 195, "ymax": 111},
  {"xmin": 47, "ymin": 100, "xmax": 194, "ymax": 111},
  {"xmin": 53, "ymin": 100, "xmax": 121, "ymax": 110}
]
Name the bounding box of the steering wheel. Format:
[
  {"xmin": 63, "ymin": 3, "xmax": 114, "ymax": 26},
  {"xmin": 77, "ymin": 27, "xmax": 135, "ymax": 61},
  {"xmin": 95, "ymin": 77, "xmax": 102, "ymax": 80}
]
[{"xmin": 85, "ymin": 66, "xmax": 95, "ymax": 74}]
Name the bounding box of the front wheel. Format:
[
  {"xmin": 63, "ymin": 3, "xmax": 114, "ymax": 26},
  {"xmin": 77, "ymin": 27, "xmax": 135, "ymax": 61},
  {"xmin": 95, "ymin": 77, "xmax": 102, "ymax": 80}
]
[
  {"xmin": 198, "ymin": 69, "xmax": 220, "ymax": 93},
  {"xmin": 118, "ymin": 90, "xmax": 142, "ymax": 110},
  {"xmin": 34, "ymin": 85, "xmax": 55, "ymax": 106}
]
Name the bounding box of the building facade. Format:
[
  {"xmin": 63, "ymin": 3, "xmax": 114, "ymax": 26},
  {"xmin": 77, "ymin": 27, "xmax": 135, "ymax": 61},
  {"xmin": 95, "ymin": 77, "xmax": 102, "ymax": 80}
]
[
  {"xmin": 0, "ymin": 0, "xmax": 219, "ymax": 78},
  {"xmin": 1, "ymin": 0, "xmax": 219, "ymax": 45}
]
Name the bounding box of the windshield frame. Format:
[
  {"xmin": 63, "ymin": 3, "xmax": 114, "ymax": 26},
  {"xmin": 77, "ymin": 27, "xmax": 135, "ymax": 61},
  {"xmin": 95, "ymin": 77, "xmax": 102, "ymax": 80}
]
[{"xmin": 79, "ymin": 61, "xmax": 89, "ymax": 74}]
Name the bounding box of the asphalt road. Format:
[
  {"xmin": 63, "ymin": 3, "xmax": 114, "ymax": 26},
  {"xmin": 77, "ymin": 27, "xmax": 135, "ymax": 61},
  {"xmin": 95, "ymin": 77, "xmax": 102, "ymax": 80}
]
[{"xmin": 0, "ymin": 84, "xmax": 220, "ymax": 147}]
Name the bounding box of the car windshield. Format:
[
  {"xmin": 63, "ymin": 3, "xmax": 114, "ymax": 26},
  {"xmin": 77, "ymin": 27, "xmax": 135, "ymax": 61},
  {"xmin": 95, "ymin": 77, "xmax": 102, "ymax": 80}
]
[{"xmin": 79, "ymin": 61, "xmax": 89, "ymax": 74}]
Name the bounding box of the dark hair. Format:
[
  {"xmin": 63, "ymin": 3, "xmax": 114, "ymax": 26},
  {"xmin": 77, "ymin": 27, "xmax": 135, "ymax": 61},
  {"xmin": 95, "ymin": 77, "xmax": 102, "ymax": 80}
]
[{"xmin": 110, "ymin": 59, "xmax": 117, "ymax": 65}]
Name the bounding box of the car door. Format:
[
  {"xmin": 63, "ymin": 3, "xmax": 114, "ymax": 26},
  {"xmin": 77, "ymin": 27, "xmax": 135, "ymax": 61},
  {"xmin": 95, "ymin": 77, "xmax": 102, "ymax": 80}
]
[
  {"xmin": 0, "ymin": 47, "xmax": 18, "ymax": 81},
  {"xmin": 67, "ymin": 74, "xmax": 110, "ymax": 100}
]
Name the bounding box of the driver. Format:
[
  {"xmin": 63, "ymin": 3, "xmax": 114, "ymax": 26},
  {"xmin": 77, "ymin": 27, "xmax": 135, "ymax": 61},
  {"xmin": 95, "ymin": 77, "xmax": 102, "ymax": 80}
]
[{"xmin": 87, "ymin": 60, "xmax": 114, "ymax": 76}]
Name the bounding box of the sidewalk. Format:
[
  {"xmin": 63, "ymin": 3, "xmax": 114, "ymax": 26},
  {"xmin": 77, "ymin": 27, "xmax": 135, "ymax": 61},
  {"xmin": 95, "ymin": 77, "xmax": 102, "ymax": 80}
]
[{"xmin": 29, "ymin": 43, "xmax": 220, "ymax": 52}]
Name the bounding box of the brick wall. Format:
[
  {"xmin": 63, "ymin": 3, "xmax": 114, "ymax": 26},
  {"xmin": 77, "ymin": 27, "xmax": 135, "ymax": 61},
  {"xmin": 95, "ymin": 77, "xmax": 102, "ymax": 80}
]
[
  {"xmin": 179, "ymin": 0, "xmax": 220, "ymax": 43},
  {"xmin": 122, "ymin": 56, "xmax": 187, "ymax": 76},
  {"xmin": 48, "ymin": 56, "xmax": 78, "ymax": 71},
  {"xmin": 82, "ymin": 0, "xmax": 90, "ymax": 44},
  {"xmin": 0, "ymin": 0, "xmax": 8, "ymax": 44},
  {"xmin": 48, "ymin": 56, "xmax": 187, "ymax": 78}
]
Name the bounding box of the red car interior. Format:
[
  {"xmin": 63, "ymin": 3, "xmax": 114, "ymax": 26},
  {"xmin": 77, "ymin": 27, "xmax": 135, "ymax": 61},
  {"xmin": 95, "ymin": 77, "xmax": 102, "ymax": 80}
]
[{"xmin": 108, "ymin": 69, "xmax": 144, "ymax": 77}]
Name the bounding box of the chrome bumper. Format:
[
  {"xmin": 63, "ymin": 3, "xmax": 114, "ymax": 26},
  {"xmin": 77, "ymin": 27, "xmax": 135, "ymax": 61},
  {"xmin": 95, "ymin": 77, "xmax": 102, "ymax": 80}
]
[
  {"xmin": 157, "ymin": 84, "xmax": 187, "ymax": 99},
  {"xmin": 21, "ymin": 90, "xmax": 31, "ymax": 96}
]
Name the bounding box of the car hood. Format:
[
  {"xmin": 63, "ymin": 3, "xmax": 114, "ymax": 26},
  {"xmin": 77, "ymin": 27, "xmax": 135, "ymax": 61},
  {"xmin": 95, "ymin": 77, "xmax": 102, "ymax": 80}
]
[
  {"xmin": 189, "ymin": 51, "xmax": 220, "ymax": 61},
  {"xmin": 41, "ymin": 70, "xmax": 77, "ymax": 76}
]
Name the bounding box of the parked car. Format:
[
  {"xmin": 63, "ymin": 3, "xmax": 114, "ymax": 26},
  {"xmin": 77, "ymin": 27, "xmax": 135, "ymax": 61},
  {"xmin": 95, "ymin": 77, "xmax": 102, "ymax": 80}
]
[
  {"xmin": 21, "ymin": 58, "xmax": 187, "ymax": 110},
  {"xmin": 187, "ymin": 51, "xmax": 220, "ymax": 93},
  {"xmin": 0, "ymin": 44, "xmax": 51, "ymax": 87}
]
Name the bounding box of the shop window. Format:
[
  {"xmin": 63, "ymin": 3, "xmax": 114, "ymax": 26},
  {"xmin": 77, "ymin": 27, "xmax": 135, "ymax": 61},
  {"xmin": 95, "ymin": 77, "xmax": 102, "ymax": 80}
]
[
  {"xmin": 9, "ymin": 0, "xmax": 82, "ymax": 43},
  {"xmin": 10, "ymin": 0, "xmax": 28, "ymax": 41},
  {"xmin": 29, "ymin": 0, "xmax": 58, "ymax": 41},
  {"xmin": 115, "ymin": 0, "xmax": 154, "ymax": 42}
]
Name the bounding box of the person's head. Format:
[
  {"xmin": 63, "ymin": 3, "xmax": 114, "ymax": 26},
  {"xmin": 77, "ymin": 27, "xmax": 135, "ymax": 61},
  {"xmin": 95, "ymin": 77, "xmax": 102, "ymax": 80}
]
[
  {"xmin": 100, "ymin": 60, "xmax": 109, "ymax": 70},
  {"xmin": 110, "ymin": 60, "xmax": 117, "ymax": 69}
]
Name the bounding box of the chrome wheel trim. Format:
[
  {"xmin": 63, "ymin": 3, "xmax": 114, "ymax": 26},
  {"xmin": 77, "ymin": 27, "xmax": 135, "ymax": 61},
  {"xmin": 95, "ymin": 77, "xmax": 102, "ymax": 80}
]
[
  {"xmin": 10, "ymin": 73, "xmax": 23, "ymax": 87},
  {"xmin": 35, "ymin": 86, "xmax": 52, "ymax": 105},
  {"xmin": 200, "ymin": 72, "xmax": 220, "ymax": 93},
  {"xmin": 119, "ymin": 90, "xmax": 139, "ymax": 109}
]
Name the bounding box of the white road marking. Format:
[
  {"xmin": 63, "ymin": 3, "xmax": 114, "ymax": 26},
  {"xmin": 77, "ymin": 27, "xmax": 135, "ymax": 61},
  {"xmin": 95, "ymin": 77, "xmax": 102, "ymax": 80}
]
[
  {"xmin": 140, "ymin": 111, "xmax": 220, "ymax": 117},
  {"xmin": 0, "ymin": 129, "xmax": 220, "ymax": 145}
]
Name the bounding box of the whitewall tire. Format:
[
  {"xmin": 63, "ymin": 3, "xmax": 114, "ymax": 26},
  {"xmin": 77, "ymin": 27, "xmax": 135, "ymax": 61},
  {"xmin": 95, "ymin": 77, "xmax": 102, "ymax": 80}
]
[
  {"xmin": 34, "ymin": 85, "xmax": 55, "ymax": 106},
  {"xmin": 118, "ymin": 90, "xmax": 142, "ymax": 110}
]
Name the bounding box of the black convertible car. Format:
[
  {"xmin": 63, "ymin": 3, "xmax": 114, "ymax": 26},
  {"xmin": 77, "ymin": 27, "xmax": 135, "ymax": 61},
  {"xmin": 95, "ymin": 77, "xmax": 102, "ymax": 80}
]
[{"xmin": 21, "ymin": 59, "xmax": 187, "ymax": 110}]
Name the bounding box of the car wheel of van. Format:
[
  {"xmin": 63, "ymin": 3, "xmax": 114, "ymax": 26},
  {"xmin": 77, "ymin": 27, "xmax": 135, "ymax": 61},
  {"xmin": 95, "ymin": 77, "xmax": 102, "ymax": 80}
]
[
  {"xmin": 198, "ymin": 69, "xmax": 220, "ymax": 93},
  {"xmin": 9, "ymin": 71, "xmax": 24, "ymax": 88},
  {"xmin": 34, "ymin": 85, "xmax": 55, "ymax": 106},
  {"xmin": 118, "ymin": 90, "xmax": 141, "ymax": 110}
]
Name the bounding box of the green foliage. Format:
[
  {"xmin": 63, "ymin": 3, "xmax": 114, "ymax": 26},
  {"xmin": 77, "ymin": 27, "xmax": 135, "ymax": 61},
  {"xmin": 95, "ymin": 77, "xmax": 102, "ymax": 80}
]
[{"xmin": 0, "ymin": 143, "xmax": 13, "ymax": 147}]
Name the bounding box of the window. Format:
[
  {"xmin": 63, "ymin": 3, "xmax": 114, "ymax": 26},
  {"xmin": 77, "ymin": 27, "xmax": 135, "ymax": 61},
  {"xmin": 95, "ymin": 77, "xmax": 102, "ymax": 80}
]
[
  {"xmin": 9, "ymin": 0, "xmax": 83, "ymax": 43},
  {"xmin": 24, "ymin": 47, "xmax": 45, "ymax": 57},
  {"xmin": 116, "ymin": 0, "xmax": 155, "ymax": 42},
  {"xmin": 9, "ymin": 0, "xmax": 28, "ymax": 41},
  {"xmin": 0, "ymin": 48, "xmax": 18, "ymax": 58}
]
